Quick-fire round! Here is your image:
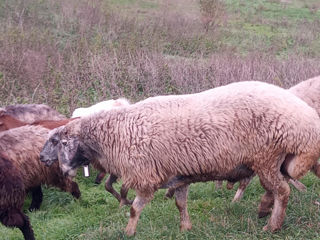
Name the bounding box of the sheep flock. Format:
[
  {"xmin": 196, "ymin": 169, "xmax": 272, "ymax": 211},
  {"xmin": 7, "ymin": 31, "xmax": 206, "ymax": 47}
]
[{"xmin": 1, "ymin": 78, "xmax": 320, "ymax": 239}]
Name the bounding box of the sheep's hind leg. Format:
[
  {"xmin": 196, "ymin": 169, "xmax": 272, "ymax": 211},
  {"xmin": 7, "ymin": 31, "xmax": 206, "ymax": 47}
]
[
  {"xmin": 125, "ymin": 190, "xmax": 154, "ymax": 236},
  {"xmin": 175, "ymin": 184, "xmax": 192, "ymax": 231},
  {"xmin": 19, "ymin": 213, "xmax": 35, "ymax": 240},
  {"xmin": 29, "ymin": 185, "xmax": 43, "ymax": 211},
  {"xmin": 257, "ymin": 171, "xmax": 290, "ymax": 232},
  {"xmin": 1, "ymin": 209, "xmax": 35, "ymax": 240}
]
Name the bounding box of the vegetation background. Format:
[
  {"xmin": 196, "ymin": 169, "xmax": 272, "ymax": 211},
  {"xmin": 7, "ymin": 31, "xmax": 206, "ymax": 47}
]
[{"xmin": 0, "ymin": 0, "xmax": 320, "ymax": 239}]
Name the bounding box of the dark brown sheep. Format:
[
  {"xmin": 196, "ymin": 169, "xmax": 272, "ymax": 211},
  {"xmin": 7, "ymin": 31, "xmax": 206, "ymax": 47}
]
[
  {"xmin": 0, "ymin": 152, "xmax": 35, "ymax": 240},
  {"xmin": 0, "ymin": 125, "xmax": 80, "ymax": 211}
]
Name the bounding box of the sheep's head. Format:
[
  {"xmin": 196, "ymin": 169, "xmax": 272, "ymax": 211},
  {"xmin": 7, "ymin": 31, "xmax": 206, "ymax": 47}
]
[
  {"xmin": 57, "ymin": 119, "xmax": 91, "ymax": 177},
  {"xmin": 40, "ymin": 128, "xmax": 62, "ymax": 166},
  {"xmin": 58, "ymin": 134, "xmax": 91, "ymax": 178}
]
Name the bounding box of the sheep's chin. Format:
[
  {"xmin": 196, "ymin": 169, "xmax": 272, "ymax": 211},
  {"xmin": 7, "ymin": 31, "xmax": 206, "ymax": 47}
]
[{"xmin": 62, "ymin": 166, "xmax": 77, "ymax": 178}]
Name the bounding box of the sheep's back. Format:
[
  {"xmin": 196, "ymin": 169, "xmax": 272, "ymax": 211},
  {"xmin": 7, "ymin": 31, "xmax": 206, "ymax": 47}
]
[
  {"xmin": 79, "ymin": 81, "xmax": 320, "ymax": 188},
  {"xmin": 4, "ymin": 104, "xmax": 66, "ymax": 123},
  {"xmin": 289, "ymin": 76, "xmax": 320, "ymax": 115}
]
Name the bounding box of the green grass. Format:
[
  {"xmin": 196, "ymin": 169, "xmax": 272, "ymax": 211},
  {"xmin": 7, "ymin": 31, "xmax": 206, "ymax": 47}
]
[
  {"xmin": 1, "ymin": 1, "xmax": 320, "ymax": 237},
  {"xmin": 1, "ymin": 169, "xmax": 320, "ymax": 239}
]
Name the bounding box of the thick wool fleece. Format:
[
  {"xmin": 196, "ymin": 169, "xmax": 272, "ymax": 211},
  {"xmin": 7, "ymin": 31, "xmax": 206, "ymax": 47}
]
[
  {"xmin": 0, "ymin": 125, "xmax": 77, "ymax": 194},
  {"xmin": 2, "ymin": 104, "xmax": 65, "ymax": 123},
  {"xmin": 61, "ymin": 81, "xmax": 320, "ymax": 192}
]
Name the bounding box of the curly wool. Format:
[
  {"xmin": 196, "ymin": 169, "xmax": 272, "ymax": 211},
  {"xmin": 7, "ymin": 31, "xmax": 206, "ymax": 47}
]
[
  {"xmin": 61, "ymin": 81, "xmax": 320, "ymax": 192},
  {"xmin": 2, "ymin": 104, "xmax": 66, "ymax": 123},
  {"xmin": 0, "ymin": 125, "xmax": 79, "ymax": 197}
]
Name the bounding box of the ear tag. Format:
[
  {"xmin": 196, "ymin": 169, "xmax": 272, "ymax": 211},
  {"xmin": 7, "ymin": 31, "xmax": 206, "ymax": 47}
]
[{"xmin": 83, "ymin": 165, "xmax": 90, "ymax": 177}]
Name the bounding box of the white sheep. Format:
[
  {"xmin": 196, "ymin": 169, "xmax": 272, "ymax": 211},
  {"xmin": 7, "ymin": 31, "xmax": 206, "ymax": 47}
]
[
  {"xmin": 71, "ymin": 98, "xmax": 130, "ymax": 118},
  {"xmin": 43, "ymin": 81, "xmax": 320, "ymax": 235}
]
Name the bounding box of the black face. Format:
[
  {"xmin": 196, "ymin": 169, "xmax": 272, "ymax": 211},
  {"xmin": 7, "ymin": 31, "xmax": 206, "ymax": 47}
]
[
  {"xmin": 58, "ymin": 136, "xmax": 90, "ymax": 177},
  {"xmin": 40, "ymin": 132, "xmax": 60, "ymax": 166}
]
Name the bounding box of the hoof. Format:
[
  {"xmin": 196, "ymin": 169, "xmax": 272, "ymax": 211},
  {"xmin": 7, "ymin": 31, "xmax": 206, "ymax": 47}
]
[
  {"xmin": 262, "ymin": 225, "xmax": 269, "ymax": 231},
  {"xmin": 28, "ymin": 206, "xmax": 39, "ymax": 212},
  {"xmin": 72, "ymin": 191, "xmax": 81, "ymax": 199},
  {"xmin": 94, "ymin": 180, "xmax": 102, "ymax": 184},
  {"xmin": 180, "ymin": 221, "xmax": 192, "ymax": 231},
  {"xmin": 263, "ymin": 224, "xmax": 280, "ymax": 232},
  {"xmin": 120, "ymin": 199, "xmax": 133, "ymax": 207},
  {"xmin": 231, "ymin": 197, "xmax": 240, "ymax": 203},
  {"xmin": 125, "ymin": 227, "xmax": 136, "ymax": 237}
]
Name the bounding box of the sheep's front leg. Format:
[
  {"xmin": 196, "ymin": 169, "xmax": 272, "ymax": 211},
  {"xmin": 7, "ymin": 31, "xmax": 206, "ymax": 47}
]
[
  {"xmin": 175, "ymin": 184, "xmax": 192, "ymax": 231},
  {"xmin": 232, "ymin": 175, "xmax": 254, "ymax": 202},
  {"xmin": 29, "ymin": 186, "xmax": 43, "ymax": 211},
  {"xmin": 94, "ymin": 171, "xmax": 106, "ymax": 184},
  {"xmin": 120, "ymin": 185, "xmax": 133, "ymax": 207},
  {"xmin": 125, "ymin": 191, "xmax": 154, "ymax": 236}
]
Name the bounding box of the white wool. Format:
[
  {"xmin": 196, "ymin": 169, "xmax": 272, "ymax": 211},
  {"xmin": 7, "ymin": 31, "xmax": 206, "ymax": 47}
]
[{"xmin": 71, "ymin": 98, "xmax": 130, "ymax": 118}]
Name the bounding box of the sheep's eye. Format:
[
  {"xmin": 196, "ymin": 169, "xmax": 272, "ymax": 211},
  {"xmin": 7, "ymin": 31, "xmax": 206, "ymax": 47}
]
[
  {"xmin": 51, "ymin": 138, "xmax": 58, "ymax": 145},
  {"xmin": 61, "ymin": 140, "xmax": 68, "ymax": 146}
]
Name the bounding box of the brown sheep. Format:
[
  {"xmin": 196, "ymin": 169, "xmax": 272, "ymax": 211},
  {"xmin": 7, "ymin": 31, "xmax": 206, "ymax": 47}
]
[
  {"xmin": 46, "ymin": 81, "xmax": 320, "ymax": 235},
  {"xmin": 0, "ymin": 112, "xmax": 108, "ymax": 185},
  {"xmin": 0, "ymin": 111, "xmax": 74, "ymax": 132},
  {"xmin": 0, "ymin": 125, "xmax": 80, "ymax": 211},
  {"xmin": 2, "ymin": 104, "xmax": 66, "ymax": 123},
  {"xmin": 0, "ymin": 152, "xmax": 35, "ymax": 240}
]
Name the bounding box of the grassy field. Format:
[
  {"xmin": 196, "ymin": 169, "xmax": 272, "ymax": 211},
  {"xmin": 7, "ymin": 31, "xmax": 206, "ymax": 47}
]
[
  {"xmin": 1, "ymin": 170, "xmax": 320, "ymax": 239},
  {"xmin": 1, "ymin": 0, "xmax": 320, "ymax": 239}
]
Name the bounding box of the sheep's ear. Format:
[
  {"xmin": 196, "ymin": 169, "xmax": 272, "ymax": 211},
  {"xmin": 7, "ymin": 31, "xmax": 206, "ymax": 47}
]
[{"xmin": 65, "ymin": 119, "xmax": 81, "ymax": 136}]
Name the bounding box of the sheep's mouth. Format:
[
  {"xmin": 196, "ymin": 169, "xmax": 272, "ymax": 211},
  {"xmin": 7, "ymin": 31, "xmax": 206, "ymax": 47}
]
[
  {"xmin": 44, "ymin": 159, "xmax": 55, "ymax": 167},
  {"xmin": 40, "ymin": 155, "xmax": 56, "ymax": 167}
]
